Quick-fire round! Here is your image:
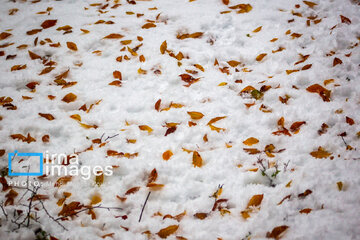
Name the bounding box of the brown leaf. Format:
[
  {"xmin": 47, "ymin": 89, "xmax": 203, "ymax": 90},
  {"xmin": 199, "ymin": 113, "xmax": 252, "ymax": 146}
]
[
  {"xmin": 222, "ymin": 0, "xmax": 229, "ymax": 5},
  {"xmin": 62, "ymin": 93, "xmax": 77, "ymax": 103},
  {"xmin": 298, "ymin": 189, "xmax": 312, "ymax": 198},
  {"xmin": 139, "ymin": 125, "xmax": 153, "ymax": 133},
  {"xmin": 26, "ymin": 81, "xmax": 39, "ymax": 89},
  {"xmin": 301, "ymin": 64, "xmax": 312, "ymax": 70},
  {"xmin": 103, "ymin": 33, "xmax": 124, "ymax": 39},
  {"xmin": 310, "ymin": 147, "xmax": 331, "ymax": 159},
  {"xmin": 0, "ymin": 176, "xmax": 10, "ymax": 191},
  {"xmin": 290, "ymin": 121, "xmax": 306, "ymax": 133},
  {"xmin": 42, "ymin": 135, "xmax": 50, "ymax": 143},
  {"xmin": 306, "ymin": 84, "xmax": 331, "ymax": 102},
  {"xmin": 165, "ymin": 126, "xmax": 177, "ymax": 136},
  {"xmin": 243, "ymin": 148, "xmax": 261, "ymax": 155},
  {"xmin": 41, "ymin": 19, "xmax": 57, "ymax": 29},
  {"xmin": 28, "ymin": 50, "xmax": 41, "ymax": 60},
  {"xmin": 253, "ymin": 26, "xmax": 262, "ymax": 33},
  {"xmin": 5, "ymin": 189, "xmax": 18, "ymax": 206},
  {"xmin": 177, "ymin": 32, "xmax": 203, "ymax": 40},
  {"xmin": 125, "ymin": 186, "xmax": 140, "ymax": 195},
  {"xmin": 39, "ymin": 113, "xmax": 55, "ymax": 121},
  {"xmin": 66, "ymin": 42, "xmax": 78, "ymax": 51},
  {"xmin": 142, "ymin": 23, "xmax": 156, "ymax": 29},
  {"xmin": 192, "ymin": 151, "xmax": 203, "ymax": 167},
  {"xmin": 39, "ymin": 67, "xmax": 55, "ymax": 75},
  {"xmin": 148, "ymin": 168, "xmax": 158, "ymax": 184},
  {"xmin": 160, "ymin": 41, "xmax": 167, "ymax": 54},
  {"xmin": 299, "ymin": 208, "xmax": 312, "ymax": 214},
  {"xmin": 194, "ymin": 212, "xmax": 208, "ymax": 219},
  {"xmin": 109, "ymin": 80, "xmax": 121, "ymax": 87},
  {"xmin": 54, "ymin": 176, "xmax": 72, "ymax": 187},
  {"xmin": 227, "ymin": 60, "xmax": 241, "ymax": 67},
  {"xmin": 266, "ymin": 225, "xmax": 289, "ymax": 239},
  {"xmin": 58, "ymin": 201, "xmax": 82, "ymax": 217},
  {"xmin": 333, "ymin": 57, "xmax": 342, "ymax": 66},
  {"xmin": 95, "ymin": 173, "xmax": 104, "ymax": 186},
  {"xmin": 340, "ymin": 15, "xmax": 351, "ymax": 25},
  {"xmin": 303, "ymin": 1, "xmax": 317, "ymax": 8},
  {"xmin": 11, "ymin": 64, "xmax": 26, "ymax": 71},
  {"xmin": 346, "ymin": 116, "xmax": 355, "ymax": 125},
  {"xmin": 0, "ymin": 32, "xmax": 12, "ymax": 40},
  {"xmin": 26, "ymin": 29, "xmax": 42, "ymax": 35},
  {"xmin": 155, "ymin": 99, "xmax": 161, "ymax": 111},
  {"xmin": 157, "ymin": 225, "xmax": 179, "ymax": 239}
]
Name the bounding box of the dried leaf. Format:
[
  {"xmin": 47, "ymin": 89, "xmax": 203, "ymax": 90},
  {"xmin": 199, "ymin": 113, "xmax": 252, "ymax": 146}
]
[
  {"xmin": 160, "ymin": 41, "xmax": 167, "ymax": 54},
  {"xmin": 266, "ymin": 225, "xmax": 289, "ymax": 239},
  {"xmin": 256, "ymin": 53, "xmax": 267, "ymax": 62},
  {"xmin": 333, "ymin": 57, "xmax": 342, "ymax": 66},
  {"xmin": 155, "ymin": 99, "xmax": 161, "ymax": 111},
  {"xmin": 125, "ymin": 186, "xmax": 140, "ymax": 195},
  {"xmin": 243, "ymin": 148, "xmax": 261, "ymax": 155},
  {"xmin": 39, "ymin": 113, "xmax": 55, "ymax": 121},
  {"xmin": 227, "ymin": 60, "xmax": 241, "ymax": 67},
  {"xmin": 66, "ymin": 42, "xmax": 78, "ymax": 51},
  {"xmin": 139, "ymin": 125, "xmax": 153, "ymax": 133},
  {"xmin": 113, "ymin": 70, "xmax": 122, "ymax": 80},
  {"xmin": 11, "ymin": 64, "xmax": 26, "ymax": 71},
  {"xmin": 55, "ymin": 176, "xmax": 72, "ymax": 187},
  {"xmin": 62, "ymin": 93, "xmax": 77, "ymax": 103},
  {"xmin": 148, "ymin": 168, "xmax": 158, "ymax": 184},
  {"xmin": 306, "ymin": 84, "xmax": 331, "ymax": 102},
  {"xmin": 142, "ymin": 23, "xmax": 156, "ymax": 29},
  {"xmin": 163, "ymin": 150, "xmax": 173, "ymax": 160},
  {"xmin": 41, "ymin": 19, "xmax": 57, "ymax": 29},
  {"xmin": 187, "ymin": 111, "xmax": 204, "ymax": 120},
  {"xmin": 290, "ymin": 121, "xmax": 306, "ymax": 133},
  {"xmin": 58, "ymin": 201, "xmax": 82, "ymax": 217},
  {"xmin": 192, "ymin": 151, "xmax": 203, "ymax": 167},
  {"xmin": 28, "ymin": 50, "xmax": 41, "ymax": 60},
  {"xmin": 157, "ymin": 225, "xmax": 179, "ymax": 239},
  {"xmin": 303, "ymin": 1, "xmax": 317, "ymax": 8},
  {"xmin": 194, "ymin": 212, "xmax": 208, "ymax": 219},
  {"xmin": 103, "ymin": 33, "xmax": 124, "ymax": 39},
  {"xmin": 90, "ymin": 193, "xmax": 102, "ymax": 205},
  {"xmin": 5, "ymin": 189, "xmax": 18, "ymax": 206},
  {"xmin": 340, "ymin": 15, "xmax": 351, "ymax": 25},
  {"xmin": 299, "ymin": 208, "xmax": 312, "ymax": 214},
  {"xmin": 247, "ymin": 194, "xmax": 263, "ymax": 208},
  {"xmin": 95, "ymin": 172, "xmax": 104, "ymax": 186},
  {"xmin": 0, "ymin": 32, "xmax": 12, "ymax": 40},
  {"xmin": 243, "ymin": 137, "xmax": 259, "ymax": 146},
  {"xmin": 310, "ymin": 147, "xmax": 331, "ymax": 159}
]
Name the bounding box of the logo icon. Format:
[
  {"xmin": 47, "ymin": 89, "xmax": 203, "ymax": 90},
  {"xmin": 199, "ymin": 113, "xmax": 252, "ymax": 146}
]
[{"xmin": 8, "ymin": 150, "xmax": 43, "ymax": 176}]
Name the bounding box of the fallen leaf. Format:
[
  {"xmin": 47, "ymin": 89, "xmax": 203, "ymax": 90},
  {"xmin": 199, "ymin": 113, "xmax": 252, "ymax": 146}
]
[
  {"xmin": 303, "ymin": 1, "xmax": 317, "ymax": 8},
  {"xmin": 290, "ymin": 121, "xmax": 306, "ymax": 133},
  {"xmin": 90, "ymin": 193, "xmax": 102, "ymax": 205},
  {"xmin": 157, "ymin": 225, "xmax": 179, "ymax": 239},
  {"xmin": 299, "ymin": 208, "xmax": 312, "ymax": 214},
  {"xmin": 148, "ymin": 168, "xmax": 158, "ymax": 184},
  {"xmin": 55, "ymin": 176, "xmax": 72, "ymax": 187},
  {"xmin": 0, "ymin": 32, "xmax": 12, "ymax": 40},
  {"xmin": 340, "ymin": 15, "xmax": 351, "ymax": 25},
  {"xmin": 187, "ymin": 111, "xmax": 204, "ymax": 120},
  {"xmin": 345, "ymin": 116, "xmax": 354, "ymax": 125},
  {"xmin": 194, "ymin": 212, "xmax": 208, "ymax": 219},
  {"xmin": 39, "ymin": 113, "xmax": 55, "ymax": 121},
  {"xmin": 11, "ymin": 64, "xmax": 26, "ymax": 71},
  {"xmin": 139, "ymin": 125, "xmax": 153, "ymax": 133},
  {"xmin": 256, "ymin": 53, "xmax": 267, "ymax": 61},
  {"xmin": 41, "ymin": 19, "xmax": 57, "ymax": 29},
  {"xmin": 142, "ymin": 23, "xmax": 156, "ymax": 29},
  {"xmin": 243, "ymin": 137, "xmax": 259, "ymax": 146},
  {"xmin": 333, "ymin": 57, "xmax": 342, "ymax": 66},
  {"xmin": 5, "ymin": 189, "xmax": 18, "ymax": 206},
  {"xmin": 66, "ymin": 42, "xmax": 78, "ymax": 51},
  {"xmin": 306, "ymin": 84, "xmax": 331, "ymax": 102},
  {"xmin": 160, "ymin": 41, "xmax": 167, "ymax": 54},
  {"xmin": 227, "ymin": 60, "xmax": 241, "ymax": 67},
  {"xmin": 192, "ymin": 151, "xmax": 203, "ymax": 167},
  {"xmin": 125, "ymin": 186, "xmax": 140, "ymax": 195},
  {"xmin": 62, "ymin": 93, "xmax": 77, "ymax": 103},
  {"xmin": 28, "ymin": 50, "xmax": 41, "ymax": 60},
  {"xmin": 247, "ymin": 194, "xmax": 263, "ymax": 208},
  {"xmin": 162, "ymin": 150, "xmax": 173, "ymax": 160},
  {"xmin": 266, "ymin": 225, "xmax": 289, "ymax": 239}
]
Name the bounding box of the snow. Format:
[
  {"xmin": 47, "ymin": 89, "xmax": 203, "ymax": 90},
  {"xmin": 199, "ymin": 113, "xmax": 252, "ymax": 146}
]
[{"xmin": 0, "ymin": 0, "xmax": 360, "ymax": 239}]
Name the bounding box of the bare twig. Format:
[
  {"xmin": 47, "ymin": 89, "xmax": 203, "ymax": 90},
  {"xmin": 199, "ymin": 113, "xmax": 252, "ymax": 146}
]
[
  {"xmin": 38, "ymin": 199, "xmax": 68, "ymax": 231},
  {"xmin": 104, "ymin": 134, "xmax": 119, "ymax": 142},
  {"xmin": 139, "ymin": 191, "xmax": 151, "ymax": 222},
  {"xmin": 54, "ymin": 205, "xmax": 123, "ymax": 221},
  {"xmin": 0, "ymin": 201, "xmax": 8, "ymax": 220}
]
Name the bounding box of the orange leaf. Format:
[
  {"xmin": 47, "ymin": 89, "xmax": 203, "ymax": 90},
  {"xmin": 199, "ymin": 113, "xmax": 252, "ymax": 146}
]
[
  {"xmin": 142, "ymin": 23, "xmax": 156, "ymax": 29},
  {"xmin": 333, "ymin": 57, "xmax": 342, "ymax": 66},
  {"xmin": 155, "ymin": 99, "xmax": 161, "ymax": 111},
  {"xmin": 157, "ymin": 225, "xmax": 179, "ymax": 239},
  {"xmin": 222, "ymin": 0, "xmax": 229, "ymax": 5},
  {"xmin": 55, "ymin": 176, "xmax": 72, "ymax": 187},
  {"xmin": 207, "ymin": 116, "xmax": 226, "ymax": 125},
  {"xmin": 194, "ymin": 212, "xmax": 208, "ymax": 219},
  {"xmin": 103, "ymin": 33, "xmax": 124, "ymax": 39},
  {"xmin": 146, "ymin": 183, "xmax": 164, "ymax": 190},
  {"xmin": 11, "ymin": 64, "xmax": 27, "ymax": 71},
  {"xmin": 90, "ymin": 193, "xmax": 102, "ymax": 205},
  {"xmin": 243, "ymin": 137, "xmax": 259, "ymax": 146},
  {"xmin": 28, "ymin": 50, "xmax": 41, "ymax": 60},
  {"xmin": 160, "ymin": 41, "xmax": 167, "ymax": 54},
  {"xmin": 62, "ymin": 93, "xmax": 77, "ymax": 103},
  {"xmin": 187, "ymin": 111, "xmax": 204, "ymax": 120},
  {"xmin": 253, "ymin": 26, "xmax": 262, "ymax": 32},
  {"xmin": 125, "ymin": 186, "xmax": 140, "ymax": 195},
  {"xmin": 246, "ymin": 194, "xmax": 263, "ymax": 208},
  {"xmin": 303, "ymin": 1, "xmax": 317, "ymax": 8},
  {"xmin": 306, "ymin": 84, "xmax": 331, "ymax": 102},
  {"xmin": 290, "ymin": 121, "xmax": 306, "ymax": 133},
  {"xmin": 192, "ymin": 151, "xmax": 203, "ymax": 167},
  {"xmin": 109, "ymin": 80, "xmax": 121, "ymax": 87},
  {"xmin": 227, "ymin": 60, "xmax": 241, "ymax": 67},
  {"xmin": 162, "ymin": 150, "xmax": 173, "ymax": 160},
  {"xmin": 256, "ymin": 53, "xmax": 267, "ymax": 62},
  {"xmin": 243, "ymin": 148, "xmax": 261, "ymax": 155},
  {"xmin": 310, "ymin": 147, "xmax": 332, "ymax": 159},
  {"xmin": 66, "ymin": 42, "xmax": 77, "ymax": 51},
  {"xmin": 113, "ymin": 70, "xmax": 122, "ymax": 80},
  {"xmin": 0, "ymin": 32, "xmax": 12, "ymax": 40},
  {"xmin": 139, "ymin": 125, "xmax": 153, "ymax": 133}
]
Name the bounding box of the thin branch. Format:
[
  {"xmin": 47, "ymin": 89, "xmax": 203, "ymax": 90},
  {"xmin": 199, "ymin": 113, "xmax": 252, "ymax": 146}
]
[
  {"xmin": 104, "ymin": 134, "xmax": 119, "ymax": 142},
  {"xmin": 38, "ymin": 199, "xmax": 68, "ymax": 231},
  {"xmin": 139, "ymin": 191, "xmax": 151, "ymax": 222},
  {"xmin": 0, "ymin": 202, "xmax": 8, "ymax": 220},
  {"xmin": 54, "ymin": 205, "xmax": 122, "ymax": 221}
]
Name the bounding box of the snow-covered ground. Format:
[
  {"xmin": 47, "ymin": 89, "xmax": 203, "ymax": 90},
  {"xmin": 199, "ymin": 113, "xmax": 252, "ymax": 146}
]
[{"xmin": 1, "ymin": 0, "xmax": 360, "ymax": 239}]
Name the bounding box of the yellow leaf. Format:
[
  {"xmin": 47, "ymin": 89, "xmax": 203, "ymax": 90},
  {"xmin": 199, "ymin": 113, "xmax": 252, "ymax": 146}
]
[
  {"xmin": 103, "ymin": 33, "xmax": 124, "ymax": 39},
  {"xmin": 303, "ymin": 1, "xmax": 317, "ymax": 8},
  {"xmin": 139, "ymin": 125, "xmax": 153, "ymax": 133},
  {"xmin": 79, "ymin": 122, "xmax": 98, "ymax": 129},
  {"xmin": 285, "ymin": 180, "xmax": 292, "ymax": 188},
  {"xmin": 218, "ymin": 82, "xmax": 227, "ymax": 86},
  {"xmin": 147, "ymin": 182, "xmax": 164, "ymax": 190},
  {"xmin": 157, "ymin": 225, "xmax": 179, "ymax": 239},
  {"xmin": 127, "ymin": 46, "xmax": 137, "ymax": 56},
  {"xmin": 160, "ymin": 40, "xmax": 167, "ymax": 54},
  {"xmin": 227, "ymin": 60, "xmax": 241, "ymax": 67},
  {"xmin": 220, "ymin": 209, "xmax": 231, "ymax": 216},
  {"xmin": 187, "ymin": 111, "xmax": 204, "ymax": 120},
  {"xmin": 192, "ymin": 151, "xmax": 203, "ymax": 167},
  {"xmin": 207, "ymin": 116, "xmax": 226, "ymax": 125},
  {"xmin": 138, "ymin": 68, "xmax": 147, "ymax": 74},
  {"xmin": 95, "ymin": 172, "xmax": 104, "ymax": 186},
  {"xmin": 194, "ymin": 64, "xmax": 204, "ymax": 72},
  {"xmin": 246, "ymin": 194, "xmax": 263, "ymax": 208},
  {"xmin": 310, "ymin": 147, "xmax": 332, "ymax": 159},
  {"xmin": 90, "ymin": 193, "xmax": 102, "ymax": 205},
  {"xmin": 243, "ymin": 137, "xmax": 259, "ymax": 146},
  {"xmin": 209, "ymin": 124, "xmax": 225, "ymax": 132},
  {"xmin": 121, "ymin": 40, "xmax": 132, "ymax": 45}
]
